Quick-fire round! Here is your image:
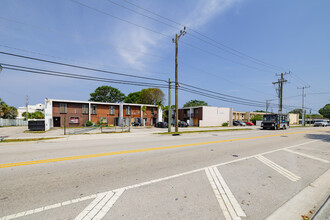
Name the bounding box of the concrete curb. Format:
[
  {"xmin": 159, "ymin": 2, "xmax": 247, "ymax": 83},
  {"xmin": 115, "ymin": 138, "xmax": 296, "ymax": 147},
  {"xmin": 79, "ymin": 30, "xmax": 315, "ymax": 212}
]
[{"xmin": 266, "ymin": 169, "xmax": 330, "ymax": 220}]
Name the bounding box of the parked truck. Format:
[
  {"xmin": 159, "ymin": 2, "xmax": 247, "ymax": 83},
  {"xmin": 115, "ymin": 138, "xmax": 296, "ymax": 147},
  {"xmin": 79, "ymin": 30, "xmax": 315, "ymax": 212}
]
[{"xmin": 261, "ymin": 114, "xmax": 289, "ymax": 130}]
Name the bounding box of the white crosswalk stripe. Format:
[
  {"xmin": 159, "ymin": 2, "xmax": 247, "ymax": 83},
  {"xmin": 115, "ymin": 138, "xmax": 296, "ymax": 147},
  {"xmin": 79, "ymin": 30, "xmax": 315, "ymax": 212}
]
[
  {"xmin": 205, "ymin": 167, "xmax": 246, "ymax": 220},
  {"xmin": 255, "ymin": 155, "xmax": 301, "ymax": 182}
]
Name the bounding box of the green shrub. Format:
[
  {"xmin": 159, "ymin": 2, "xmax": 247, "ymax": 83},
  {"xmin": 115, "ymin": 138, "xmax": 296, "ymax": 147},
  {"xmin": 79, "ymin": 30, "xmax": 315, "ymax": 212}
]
[
  {"xmin": 222, "ymin": 122, "xmax": 229, "ymax": 127},
  {"xmin": 86, "ymin": 120, "xmax": 93, "ymax": 127}
]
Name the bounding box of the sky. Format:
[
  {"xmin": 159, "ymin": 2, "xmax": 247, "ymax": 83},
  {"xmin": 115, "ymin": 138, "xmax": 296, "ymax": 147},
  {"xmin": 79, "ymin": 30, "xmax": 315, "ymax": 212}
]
[{"xmin": 1, "ymin": 0, "xmax": 329, "ymax": 114}]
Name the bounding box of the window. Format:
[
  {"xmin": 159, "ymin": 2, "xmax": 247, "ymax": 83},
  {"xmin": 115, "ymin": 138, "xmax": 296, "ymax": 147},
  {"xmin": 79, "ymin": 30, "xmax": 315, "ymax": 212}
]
[
  {"xmin": 109, "ymin": 106, "xmax": 115, "ymax": 115},
  {"xmin": 82, "ymin": 104, "xmax": 89, "ymax": 114},
  {"xmin": 70, "ymin": 117, "xmax": 79, "ymax": 123},
  {"xmin": 195, "ymin": 109, "xmax": 198, "ymax": 114},
  {"xmin": 151, "ymin": 108, "xmax": 155, "ymax": 115},
  {"xmin": 92, "ymin": 105, "xmax": 97, "ymax": 114},
  {"xmin": 60, "ymin": 103, "xmax": 67, "ymax": 113},
  {"xmin": 126, "ymin": 106, "xmax": 131, "ymax": 115}
]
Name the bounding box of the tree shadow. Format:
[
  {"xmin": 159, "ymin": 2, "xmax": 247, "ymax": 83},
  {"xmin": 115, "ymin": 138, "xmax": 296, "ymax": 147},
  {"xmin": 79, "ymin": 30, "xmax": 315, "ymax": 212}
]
[{"xmin": 305, "ymin": 131, "xmax": 330, "ymax": 142}]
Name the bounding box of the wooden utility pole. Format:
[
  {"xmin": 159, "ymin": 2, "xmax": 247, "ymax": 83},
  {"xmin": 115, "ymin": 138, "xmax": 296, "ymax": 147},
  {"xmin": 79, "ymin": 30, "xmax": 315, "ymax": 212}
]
[
  {"xmin": 25, "ymin": 95, "xmax": 29, "ymax": 120},
  {"xmin": 272, "ymin": 72, "xmax": 288, "ymax": 113},
  {"xmin": 168, "ymin": 78, "xmax": 171, "ymax": 133},
  {"xmin": 297, "ymin": 86, "xmax": 310, "ymax": 126},
  {"xmin": 172, "ymin": 27, "xmax": 186, "ymax": 133}
]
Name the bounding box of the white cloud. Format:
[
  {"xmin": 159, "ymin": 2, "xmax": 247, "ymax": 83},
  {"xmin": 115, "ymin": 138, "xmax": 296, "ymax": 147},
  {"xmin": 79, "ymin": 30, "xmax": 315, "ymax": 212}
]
[
  {"xmin": 112, "ymin": 0, "xmax": 240, "ymax": 71},
  {"xmin": 183, "ymin": 0, "xmax": 239, "ymax": 29}
]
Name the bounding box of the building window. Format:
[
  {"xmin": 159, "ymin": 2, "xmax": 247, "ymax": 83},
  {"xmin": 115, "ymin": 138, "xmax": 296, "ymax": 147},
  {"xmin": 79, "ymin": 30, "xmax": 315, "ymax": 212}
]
[
  {"xmin": 126, "ymin": 106, "xmax": 131, "ymax": 115},
  {"xmin": 195, "ymin": 109, "xmax": 198, "ymax": 114},
  {"xmin": 109, "ymin": 106, "xmax": 115, "ymax": 115},
  {"xmin": 92, "ymin": 105, "xmax": 97, "ymax": 114},
  {"xmin": 70, "ymin": 117, "xmax": 79, "ymax": 123},
  {"xmin": 99, "ymin": 117, "xmax": 108, "ymax": 124},
  {"xmin": 151, "ymin": 108, "xmax": 155, "ymax": 115},
  {"xmin": 60, "ymin": 103, "xmax": 67, "ymax": 113},
  {"xmin": 82, "ymin": 104, "xmax": 89, "ymax": 114}
]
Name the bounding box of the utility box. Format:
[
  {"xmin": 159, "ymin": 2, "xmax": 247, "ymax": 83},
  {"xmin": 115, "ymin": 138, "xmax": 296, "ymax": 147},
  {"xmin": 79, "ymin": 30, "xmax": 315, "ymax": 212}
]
[{"xmin": 28, "ymin": 119, "xmax": 45, "ymax": 131}]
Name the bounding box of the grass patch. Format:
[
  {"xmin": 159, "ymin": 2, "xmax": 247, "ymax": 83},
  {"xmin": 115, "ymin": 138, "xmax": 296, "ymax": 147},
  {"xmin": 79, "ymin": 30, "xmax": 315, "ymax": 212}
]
[
  {"xmin": 24, "ymin": 130, "xmax": 46, "ymax": 133},
  {"xmin": 157, "ymin": 128, "xmax": 251, "ymax": 135},
  {"xmin": 0, "ymin": 137, "xmax": 62, "ymax": 143}
]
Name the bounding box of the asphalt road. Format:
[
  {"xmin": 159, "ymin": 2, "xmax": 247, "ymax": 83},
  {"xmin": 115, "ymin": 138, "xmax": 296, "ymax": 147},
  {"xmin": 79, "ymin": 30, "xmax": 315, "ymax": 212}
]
[{"xmin": 0, "ymin": 127, "xmax": 329, "ymax": 220}]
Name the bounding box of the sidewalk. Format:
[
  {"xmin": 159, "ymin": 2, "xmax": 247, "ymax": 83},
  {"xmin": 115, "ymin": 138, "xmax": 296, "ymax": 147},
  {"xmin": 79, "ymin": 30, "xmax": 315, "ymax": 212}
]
[{"xmin": 0, "ymin": 125, "xmax": 258, "ymax": 141}]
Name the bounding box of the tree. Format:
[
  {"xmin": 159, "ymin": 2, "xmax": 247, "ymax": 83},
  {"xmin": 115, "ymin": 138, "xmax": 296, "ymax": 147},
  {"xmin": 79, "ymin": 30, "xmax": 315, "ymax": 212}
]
[
  {"xmin": 3, "ymin": 106, "xmax": 17, "ymax": 119},
  {"xmin": 124, "ymin": 91, "xmax": 141, "ymax": 103},
  {"xmin": 0, "ymin": 98, "xmax": 9, "ymax": 118},
  {"xmin": 89, "ymin": 86, "xmax": 125, "ymax": 103},
  {"xmin": 289, "ymin": 109, "xmax": 303, "ymax": 119},
  {"xmin": 183, "ymin": 100, "xmax": 208, "ymax": 107},
  {"xmin": 23, "ymin": 111, "xmax": 45, "ymax": 119},
  {"xmin": 319, "ymin": 104, "xmax": 330, "ymax": 119},
  {"xmin": 250, "ymin": 114, "xmax": 263, "ymax": 124},
  {"xmin": 254, "ymin": 110, "xmax": 267, "ymax": 113},
  {"xmin": 140, "ymin": 88, "xmax": 164, "ymax": 105},
  {"xmin": 0, "ymin": 98, "xmax": 17, "ymax": 119}
]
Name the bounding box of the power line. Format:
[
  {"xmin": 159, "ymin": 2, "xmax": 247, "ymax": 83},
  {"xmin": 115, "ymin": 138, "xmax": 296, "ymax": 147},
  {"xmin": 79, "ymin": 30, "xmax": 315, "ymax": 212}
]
[
  {"xmin": 71, "ymin": 0, "xmax": 170, "ymax": 37},
  {"xmin": 0, "ymin": 51, "xmax": 168, "ymax": 83},
  {"xmin": 1, "ymin": 64, "xmax": 169, "ymax": 88},
  {"xmin": 0, "ymin": 44, "xmax": 170, "ymax": 76},
  {"xmin": 179, "ymin": 82, "xmax": 265, "ymax": 105},
  {"xmin": 118, "ymin": 0, "xmax": 287, "ymax": 72},
  {"xmin": 71, "ymin": 0, "xmax": 280, "ymax": 74},
  {"xmin": 0, "ymin": 16, "xmax": 170, "ymax": 61}
]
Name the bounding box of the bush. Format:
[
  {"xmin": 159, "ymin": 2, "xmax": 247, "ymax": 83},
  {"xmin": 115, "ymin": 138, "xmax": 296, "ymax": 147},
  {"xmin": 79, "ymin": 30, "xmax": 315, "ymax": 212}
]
[
  {"xmin": 250, "ymin": 115, "xmax": 263, "ymax": 124},
  {"xmin": 86, "ymin": 120, "xmax": 93, "ymax": 127},
  {"xmin": 222, "ymin": 122, "xmax": 229, "ymax": 127}
]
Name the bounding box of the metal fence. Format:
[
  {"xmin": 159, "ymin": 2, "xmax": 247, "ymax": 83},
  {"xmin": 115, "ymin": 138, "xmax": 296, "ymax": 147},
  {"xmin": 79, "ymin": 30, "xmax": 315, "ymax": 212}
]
[
  {"xmin": 65, "ymin": 126, "xmax": 130, "ymax": 135},
  {"xmin": 0, "ymin": 118, "xmax": 28, "ymax": 126}
]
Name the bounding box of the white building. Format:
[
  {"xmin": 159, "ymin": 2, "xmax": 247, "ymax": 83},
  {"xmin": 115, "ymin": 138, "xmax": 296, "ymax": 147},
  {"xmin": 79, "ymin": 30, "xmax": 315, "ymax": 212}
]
[
  {"xmin": 178, "ymin": 106, "xmax": 233, "ymax": 127},
  {"xmin": 17, "ymin": 103, "xmax": 44, "ymax": 119}
]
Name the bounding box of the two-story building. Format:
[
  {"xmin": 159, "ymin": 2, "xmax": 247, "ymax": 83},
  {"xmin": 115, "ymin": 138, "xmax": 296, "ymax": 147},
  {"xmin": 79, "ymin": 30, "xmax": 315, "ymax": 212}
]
[{"xmin": 44, "ymin": 99, "xmax": 162, "ymax": 130}]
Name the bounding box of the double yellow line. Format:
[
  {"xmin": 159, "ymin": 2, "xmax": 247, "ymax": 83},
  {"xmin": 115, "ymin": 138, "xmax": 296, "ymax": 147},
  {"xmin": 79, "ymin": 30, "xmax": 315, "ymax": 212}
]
[{"xmin": 0, "ymin": 129, "xmax": 327, "ymax": 169}]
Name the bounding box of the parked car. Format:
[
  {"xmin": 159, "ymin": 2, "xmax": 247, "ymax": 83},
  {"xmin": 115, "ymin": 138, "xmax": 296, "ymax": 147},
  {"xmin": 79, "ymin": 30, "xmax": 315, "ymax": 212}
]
[
  {"xmin": 171, "ymin": 121, "xmax": 189, "ymax": 127},
  {"xmin": 233, "ymin": 120, "xmax": 246, "ymax": 126},
  {"xmin": 155, "ymin": 122, "xmax": 168, "ymax": 128},
  {"xmin": 313, "ymin": 120, "xmax": 328, "ymax": 127},
  {"xmin": 132, "ymin": 121, "xmax": 142, "ymax": 126},
  {"xmin": 245, "ymin": 121, "xmax": 254, "ymax": 126}
]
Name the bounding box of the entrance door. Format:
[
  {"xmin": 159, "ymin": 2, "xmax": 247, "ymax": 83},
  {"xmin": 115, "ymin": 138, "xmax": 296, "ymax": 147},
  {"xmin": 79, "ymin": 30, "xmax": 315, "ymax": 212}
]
[{"xmin": 53, "ymin": 117, "xmax": 61, "ymax": 127}]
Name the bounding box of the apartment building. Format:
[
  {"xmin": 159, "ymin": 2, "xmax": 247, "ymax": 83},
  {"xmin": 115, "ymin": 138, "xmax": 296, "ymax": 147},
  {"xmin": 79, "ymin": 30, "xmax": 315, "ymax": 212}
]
[{"xmin": 44, "ymin": 99, "xmax": 162, "ymax": 130}]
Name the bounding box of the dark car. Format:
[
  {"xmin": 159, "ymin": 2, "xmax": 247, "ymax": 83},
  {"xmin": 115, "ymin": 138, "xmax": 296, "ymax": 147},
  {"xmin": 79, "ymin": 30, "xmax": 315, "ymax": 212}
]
[
  {"xmin": 233, "ymin": 120, "xmax": 246, "ymax": 126},
  {"xmin": 171, "ymin": 121, "xmax": 189, "ymax": 127},
  {"xmin": 155, "ymin": 122, "xmax": 168, "ymax": 128},
  {"xmin": 132, "ymin": 122, "xmax": 142, "ymax": 126}
]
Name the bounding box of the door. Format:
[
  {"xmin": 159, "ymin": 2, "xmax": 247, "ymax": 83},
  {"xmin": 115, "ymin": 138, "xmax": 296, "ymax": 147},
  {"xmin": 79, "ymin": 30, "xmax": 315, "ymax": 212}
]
[
  {"xmin": 53, "ymin": 117, "xmax": 61, "ymax": 127},
  {"xmin": 193, "ymin": 118, "xmax": 199, "ymax": 126}
]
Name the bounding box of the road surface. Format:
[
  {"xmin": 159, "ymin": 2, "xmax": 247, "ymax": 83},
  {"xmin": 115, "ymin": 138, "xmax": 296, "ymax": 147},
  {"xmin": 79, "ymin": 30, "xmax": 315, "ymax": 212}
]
[{"xmin": 0, "ymin": 127, "xmax": 329, "ymax": 219}]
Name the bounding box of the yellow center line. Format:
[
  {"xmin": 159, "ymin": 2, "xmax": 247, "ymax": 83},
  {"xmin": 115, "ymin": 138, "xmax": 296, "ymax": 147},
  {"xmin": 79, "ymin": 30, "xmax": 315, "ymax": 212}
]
[{"xmin": 0, "ymin": 129, "xmax": 328, "ymax": 168}]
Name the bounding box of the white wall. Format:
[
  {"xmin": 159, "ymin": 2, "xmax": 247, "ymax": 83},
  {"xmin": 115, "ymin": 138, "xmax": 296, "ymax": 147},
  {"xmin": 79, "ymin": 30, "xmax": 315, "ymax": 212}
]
[
  {"xmin": 199, "ymin": 106, "xmax": 231, "ymax": 127},
  {"xmin": 44, "ymin": 99, "xmax": 53, "ymax": 130},
  {"xmin": 17, "ymin": 103, "xmax": 44, "ymax": 119}
]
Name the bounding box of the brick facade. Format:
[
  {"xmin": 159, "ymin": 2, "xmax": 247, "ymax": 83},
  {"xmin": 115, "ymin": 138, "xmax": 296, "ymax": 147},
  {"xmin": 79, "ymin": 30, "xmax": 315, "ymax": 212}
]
[{"xmin": 50, "ymin": 100, "xmax": 160, "ymax": 128}]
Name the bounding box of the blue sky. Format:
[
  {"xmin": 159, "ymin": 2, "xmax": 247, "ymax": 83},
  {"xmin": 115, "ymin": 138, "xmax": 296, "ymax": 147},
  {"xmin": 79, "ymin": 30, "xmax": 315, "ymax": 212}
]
[{"xmin": 1, "ymin": 0, "xmax": 329, "ymax": 113}]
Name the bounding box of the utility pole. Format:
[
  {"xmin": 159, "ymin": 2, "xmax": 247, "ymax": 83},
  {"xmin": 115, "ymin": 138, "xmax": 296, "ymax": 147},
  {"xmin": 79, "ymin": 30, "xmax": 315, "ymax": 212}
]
[
  {"xmin": 25, "ymin": 95, "xmax": 29, "ymax": 121},
  {"xmin": 172, "ymin": 27, "xmax": 186, "ymax": 133},
  {"xmin": 272, "ymin": 72, "xmax": 288, "ymax": 113},
  {"xmin": 297, "ymin": 86, "xmax": 310, "ymax": 126},
  {"xmin": 168, "ymin": 78, "xmax": 171, "ymax": 133}
]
